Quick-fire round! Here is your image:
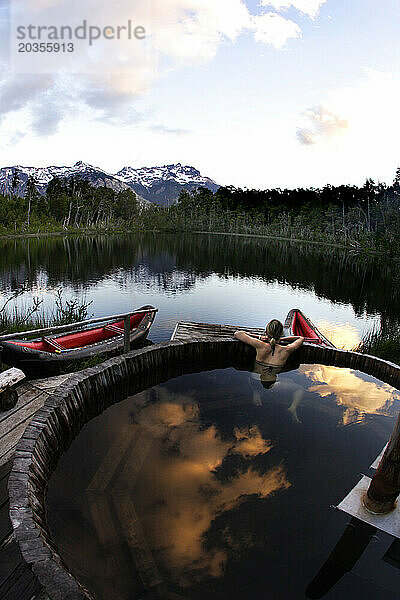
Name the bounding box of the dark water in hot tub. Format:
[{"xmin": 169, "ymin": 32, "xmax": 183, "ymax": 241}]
[{"xmin": 47, "ymin": 364, "xmax": 400, "ymax": 600}]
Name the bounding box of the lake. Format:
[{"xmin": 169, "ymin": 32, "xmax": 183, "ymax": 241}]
[{"xmin": 1, "ymin": 232, "xmax": 398, "ymax": 347}]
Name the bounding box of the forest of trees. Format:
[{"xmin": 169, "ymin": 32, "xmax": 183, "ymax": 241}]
[
  {"xmin": 145, "ymin": 170, "xmax": 400, "ymax": 252},
  {"xmin": 0, "ymin": 169, "xmax": 399, "ymax": 254},
  {"xmin": 0, "ymin": 174, "xmax": 139, "ymax": 231}
]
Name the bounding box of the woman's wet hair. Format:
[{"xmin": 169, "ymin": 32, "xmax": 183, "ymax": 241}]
[{"xmin": 265, "ymin": 319, "xmax": 284, "ymax": 355}]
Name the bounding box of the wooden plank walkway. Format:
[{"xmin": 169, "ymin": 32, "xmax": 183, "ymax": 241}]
[
  {"xmin": 0, "ymin": 372, "xmax": 72, "ymax": 600},
  {"xmin": 171, "ymin": 321, "xmax": 265, "ymax": 342}
]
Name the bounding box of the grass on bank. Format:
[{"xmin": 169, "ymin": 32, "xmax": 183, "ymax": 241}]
[
  {"xmin": 355, "ymin": 324, "xmax": 400, "ymax": 366},
  {"xmin": 0, "ymin": 290, "xmax": 98, "ymax": 372},
  {"xmin": 0, "ymin": 289, "xmax": 92, "ymax": 335}
]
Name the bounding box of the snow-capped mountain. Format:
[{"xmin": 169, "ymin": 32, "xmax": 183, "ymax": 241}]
[
  {"xmin": 116, "ymin": 164, "xmax": 219, "ymax": 205},
  {"xmin": 0, "ymin": 162, "xmax": 219, "ymax": 206},
  {"xmin": 0, "ymin": 161, "xmax": 145, "ymax": 203}
]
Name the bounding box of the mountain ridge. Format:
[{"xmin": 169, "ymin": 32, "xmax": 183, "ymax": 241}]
[{"xmin": 0, "ymin": 161, "xmax": 219, "ymax": 206}]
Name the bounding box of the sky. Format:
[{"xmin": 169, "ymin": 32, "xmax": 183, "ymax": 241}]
[{"xmin": 0, "ymin": 0, "xmax": 400, "ymax": 189}]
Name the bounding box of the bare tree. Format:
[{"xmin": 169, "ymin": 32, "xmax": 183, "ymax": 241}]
[{"xmin": 25, "ymin": 175, "xmax": 38, "ymax": 228}]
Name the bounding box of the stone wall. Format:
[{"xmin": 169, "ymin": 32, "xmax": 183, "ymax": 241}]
[{"xmin": 8, "ymin": 340, "xmax": 400, "ymax": 600}]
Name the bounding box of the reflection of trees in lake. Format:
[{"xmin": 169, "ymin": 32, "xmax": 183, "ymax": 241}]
[
  {"xmin": 0, "ymin": 233, "xmax": 398, "ymax": 322},
  {"xmin": 112, "ymin": 265, "xmax": 197, "ymax": 295},
  {"xmin": 171, "ymin": 235, "xmax": 398, "ymax": 322},
  {"xmin": 0, "ymin": 236, "xmax": 201, "ymax": 296}
]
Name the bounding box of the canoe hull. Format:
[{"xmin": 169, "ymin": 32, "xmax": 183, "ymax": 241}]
[
  {"xmin": 284, "ymin": 308, "xmax": 336, "ymax": 349},
  {"xmin": 0, "ymin": 306, "xmax": 156, "ymax": 374}
]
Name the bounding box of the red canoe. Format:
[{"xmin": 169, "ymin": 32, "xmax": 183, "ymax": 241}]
[
  {"xmin": 284, "ymin": 308, "xmax": 336, "ymax": 348},
  {"xmin": 0, "ymin": 305, "xmax": 157, "ymax": 373}
]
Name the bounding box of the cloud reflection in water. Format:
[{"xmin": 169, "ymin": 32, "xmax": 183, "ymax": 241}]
[
  {"xmin": 315, "ymin": 320, "xmax": 361, "ymax": 350},
  {"xmin": 130, "ymin": 389, "xmax": 290, "ymax": 586},
  {"xmin": 301, "ymin": 365, "xmax": 400, "ymax": 425}
]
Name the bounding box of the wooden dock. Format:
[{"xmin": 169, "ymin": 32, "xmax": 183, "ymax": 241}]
[
  {"xmin": 171, "ymin": 321, "xmax": 265, "ymax": 342},
  {"xmin": 0, "ymin": 372, "xmax": 72, "ymax": 600}
]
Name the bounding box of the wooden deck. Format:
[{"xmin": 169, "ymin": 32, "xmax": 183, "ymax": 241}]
[
  {"xmin": 171, "ymin": 321, "xmax": 265, "ymax": 342},
  {"xmin": 0, "ymin": 372, "xmax": 72, "ymax": 600}
]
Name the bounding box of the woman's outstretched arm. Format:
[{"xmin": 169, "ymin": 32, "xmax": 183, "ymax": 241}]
[
  {"xmin": 280, "ymin": 335, "xmax": 304, "ymax": 342},
  {"xmin": 234, "ymin": 331, "xmax": 265, "ymax": 348}
]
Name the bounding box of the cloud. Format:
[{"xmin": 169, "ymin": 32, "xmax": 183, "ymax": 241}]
[
  {"xmin": 5, "ymin": 129, "xmax": 25, "ymax": 146},
  {"xmin": 302, "ymin": 365, "xmax": 400, "ymax": 426},
  {"xmin": 0, "ymin": 0, "xmax": 322, "ymax": 138},
  {"xmin": 252, "ymin": 12, "xmax": 301, "ymax": 48},
  {"xmin": 80, "ymin": 83, "xmax": 144, "ymax": 124},
  {"xmin": 260, "ymin": 0, "xmax": 327, "ymax": 19},
  {"xmin": 313, "ymin": 321, "xmax": 361, "ymax": 350},
  {"xmin": 233, "ymin": 425, "xmax": 273, "ymax": 457},
  {"xmin": 30, "ymin": 100, "xmax": 65, "ymax": 135},
  {"xmin": 295, "ymin": 69, "xmax": 400, "ymax": 168},
  {"xmin": 149, "ymin": 124, "xmax": 190, "ymax": 136},
  {"xmin": 0, "ymin": 74, "xmax": 55, "ymax": 120},
  {"xmin": 150, "ymin": 0, "xmax": 253, "ymax": 63},
  {"xmin": 297, "ymin": 105, "xmax": 348, "ymax": 145}
]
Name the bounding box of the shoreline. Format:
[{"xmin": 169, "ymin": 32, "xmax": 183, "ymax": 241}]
[
  {"xmin": 192, "ymin": 230, "xmax": 386, "ymax": 255},
  {"xmin": 0, "ymin": 227, "xmax": 392, "ymax": 257}
]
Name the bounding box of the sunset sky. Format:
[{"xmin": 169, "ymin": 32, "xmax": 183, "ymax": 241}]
[{"xmin": 0, "ymin": 0, "xmax": 399, "ymax": 189}]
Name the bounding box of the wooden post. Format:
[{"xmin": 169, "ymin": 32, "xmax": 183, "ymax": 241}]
[
  {"xmin": 364, "ymin": 413, "xmax": 400, "ymax": 514},
  {"xmin": 124, "ymin": 315, "xmax": 130, "ymax": 354}
]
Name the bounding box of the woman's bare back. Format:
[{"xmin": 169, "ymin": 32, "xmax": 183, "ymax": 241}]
[
  {"xmin": 255, "ymin": 340, "xmax": 291, "ymax": 366},
  {"xmin": 234, "ymin": 331, "xmax": 304, "ymax": 367}
]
